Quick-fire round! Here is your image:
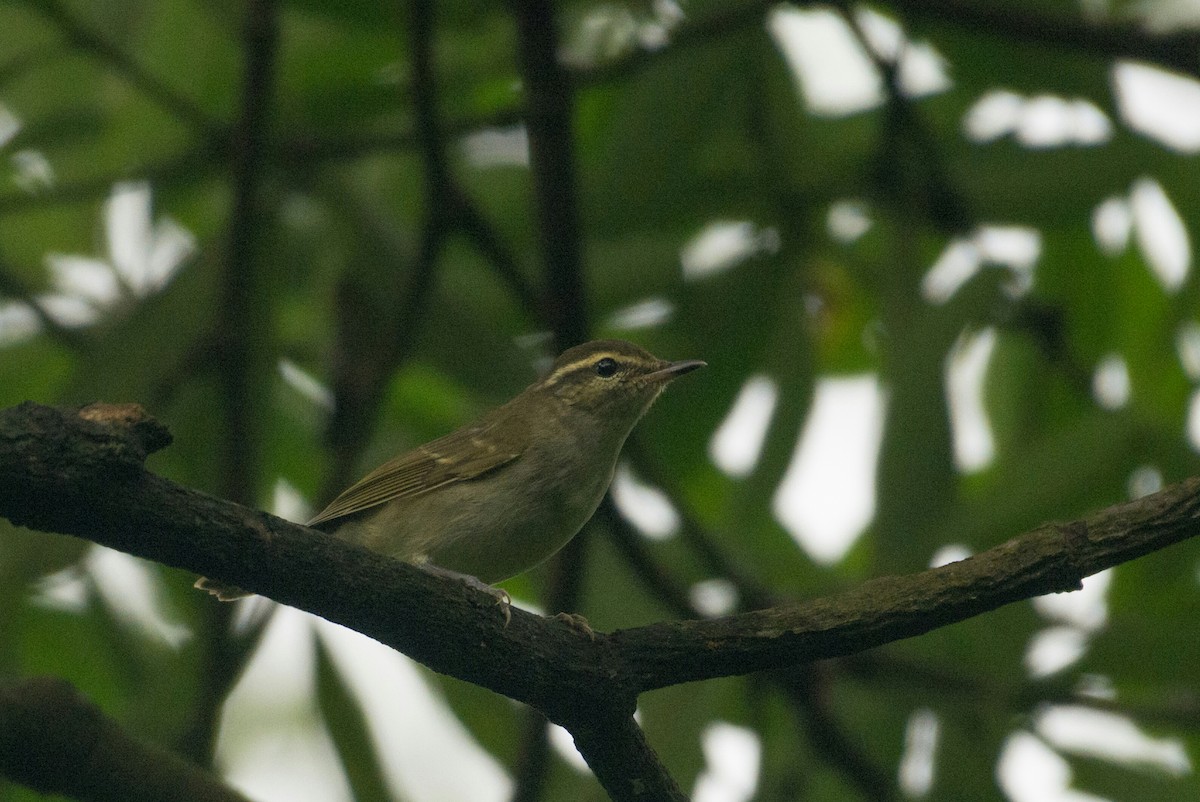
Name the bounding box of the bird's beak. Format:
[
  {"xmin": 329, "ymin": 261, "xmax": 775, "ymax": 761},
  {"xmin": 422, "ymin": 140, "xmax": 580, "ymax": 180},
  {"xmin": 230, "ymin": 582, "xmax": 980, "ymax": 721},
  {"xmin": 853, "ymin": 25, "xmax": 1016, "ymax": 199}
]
[{"xmin": 645, "ymin": 359, "xmax": 706, "ymax": 383}]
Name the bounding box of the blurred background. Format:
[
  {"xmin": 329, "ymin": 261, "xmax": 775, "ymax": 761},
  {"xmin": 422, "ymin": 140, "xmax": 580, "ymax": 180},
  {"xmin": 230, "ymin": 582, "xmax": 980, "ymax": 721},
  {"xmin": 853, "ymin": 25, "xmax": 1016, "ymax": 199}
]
[{"xmin": 1, "ymin": 0, "xmax": 1199, "ymax": 799}]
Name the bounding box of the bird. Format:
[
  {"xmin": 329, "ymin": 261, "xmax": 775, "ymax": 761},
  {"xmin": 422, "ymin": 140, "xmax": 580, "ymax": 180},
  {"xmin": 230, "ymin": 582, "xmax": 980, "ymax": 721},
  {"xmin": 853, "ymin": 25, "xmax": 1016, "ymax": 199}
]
[{"xmin": 196, "ymin": 339, "xmax": 704, "ymax": 619}]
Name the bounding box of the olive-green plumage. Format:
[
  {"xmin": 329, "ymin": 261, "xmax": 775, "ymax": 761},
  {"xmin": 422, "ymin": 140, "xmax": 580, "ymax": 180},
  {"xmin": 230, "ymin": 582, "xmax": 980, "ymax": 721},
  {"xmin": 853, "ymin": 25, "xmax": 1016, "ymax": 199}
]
[{"xmin": 197, "ymin": 340, "xmax": 703, "ymax": 601}]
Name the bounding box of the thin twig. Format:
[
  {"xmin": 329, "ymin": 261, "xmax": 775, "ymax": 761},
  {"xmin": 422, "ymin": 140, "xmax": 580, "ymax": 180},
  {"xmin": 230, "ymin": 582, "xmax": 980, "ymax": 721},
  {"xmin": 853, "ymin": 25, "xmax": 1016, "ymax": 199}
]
[
  {"xmin": 0, "ymin": 144, "xmax": 224, "ymax": 217},
  {"xmin": 0, "ymin": 677, "xmax": 252, "ymax": 802},
  {"xmin": 176, "ymin": 0, "xmax": 281, "ymax": 768},
  {"xmin": 512, "ymin": 0, "xmax": 587, "ymax": 346},
  {"xmin": 507, "ymin": 2, "xmax": 595, "ymax": 795},
  {"xmin": 509, "ymin": 708, "xmax": 553, "ymax": 802},
  {"xmin": 22, "ymin": 0, "xmax": 225, "ymax": 138},
  {"xmin": 887, "ymin": 0, "xmax": 1200, "ymax": 77}
]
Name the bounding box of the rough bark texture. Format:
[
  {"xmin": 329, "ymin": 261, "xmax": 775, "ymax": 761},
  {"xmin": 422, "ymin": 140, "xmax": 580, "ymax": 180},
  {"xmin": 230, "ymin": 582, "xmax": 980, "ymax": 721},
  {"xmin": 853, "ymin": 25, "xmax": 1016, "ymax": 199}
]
[
  {"xmin": 4, "ymin": 401, "xmax": 1200, "ymax": 801},
  {"xmin": 0, "ymin": 676, "xmax": 251, "ymax": 802}
]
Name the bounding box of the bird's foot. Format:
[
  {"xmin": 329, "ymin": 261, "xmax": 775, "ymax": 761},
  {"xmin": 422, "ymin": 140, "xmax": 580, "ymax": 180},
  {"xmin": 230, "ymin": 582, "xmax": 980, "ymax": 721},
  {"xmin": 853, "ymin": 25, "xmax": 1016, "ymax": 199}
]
[
  {"xmin": 421, "ymin": 563, "xmax": 512, "ymax": 626},
  {"xmin": 553, "ymin": 612, "xmax": 595, "ymax": 640}
]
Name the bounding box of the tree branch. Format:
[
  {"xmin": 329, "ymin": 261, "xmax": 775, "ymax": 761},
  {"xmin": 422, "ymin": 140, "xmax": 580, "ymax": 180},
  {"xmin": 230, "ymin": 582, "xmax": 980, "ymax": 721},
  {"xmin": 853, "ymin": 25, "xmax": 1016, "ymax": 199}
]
[
  {"xmin": 610, "ymin": 510, "xmax": 1198, "ymax": 693},
  {"xmin": 216, "ymin": 0, "xmax": 278, "ymax": 506},
  {"xmin": 512, "ymin": 0, "xmax": 587, "ymax": 346},
  {"xmin": 175, "ymin": 0, "xmax": 281, "ymax": 768},
  {"xmin": 507, "ymin": 4, "xmax": 596, "ymax": 793},
  {"xmin": 22, "ymin": 0, "xmax": 225, "ymax": 138},
  {"xmin": 0, "ymin": 402, "xmax": 674, "ymax": 800},
  {"xmin": 3, "ymin": 402, "xmax": 1200, "ymax": 797},
  {"xmin": 0, "ymin": 676, "xmax": 251, "ymax": 802},
  {"xmin": 886, "ymin": 0, "xmax": 1200, "ymax": 77}
]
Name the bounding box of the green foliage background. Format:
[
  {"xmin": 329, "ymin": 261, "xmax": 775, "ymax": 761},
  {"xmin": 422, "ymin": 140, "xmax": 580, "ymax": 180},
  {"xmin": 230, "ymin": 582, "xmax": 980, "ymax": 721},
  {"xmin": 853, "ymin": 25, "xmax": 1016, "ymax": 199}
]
[{"xmin": 1, "ymin": 0, "xmax": 1199, "ymax": 799}]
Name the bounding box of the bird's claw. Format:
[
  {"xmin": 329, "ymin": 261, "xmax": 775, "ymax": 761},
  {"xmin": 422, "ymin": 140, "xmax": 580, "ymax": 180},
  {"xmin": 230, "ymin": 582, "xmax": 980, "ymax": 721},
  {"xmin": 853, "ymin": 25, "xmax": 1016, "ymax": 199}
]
[
  {"xmin": 419, "ymin": 563, "xmax": 513, "ymax": 626},
  {"xmin": 492, "ymin": 587, "xmax": 512, "ymax": 627},
  {"xmin": 462, "ymin": 576, "xmax": 511, "ymax": 626},
  {"xmin": 553, "ymin": 612, "xmax": 595, "ymax": 640}
]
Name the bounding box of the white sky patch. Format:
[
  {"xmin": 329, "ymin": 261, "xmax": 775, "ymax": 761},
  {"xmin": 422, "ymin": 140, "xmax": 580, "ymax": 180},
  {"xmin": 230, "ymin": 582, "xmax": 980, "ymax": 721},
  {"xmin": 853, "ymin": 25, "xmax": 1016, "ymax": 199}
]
[
  {"xmin": 106, "ymin": 181, "xmax": 195, "ymax": 295},
  {"xmin": 1034, "ymin": 569, "xmax": 1111, "ymax": 632},
  {"xmin": 316, "ymin": 617, "xmax": 512, "ymax": 802},
  {"xmin": 709, "ymin": 375, "xmax": 778, "ymax": 477},
  {"xmin": 1016, "ymin": 95, "xmax": 1066, "ymax": 146},
  {"xmin": 1188, "ymin": 390, "xmax": 1200, "ymax": 451},
  {"xmin": 1071, "ymin": 100, "xmax": 1116, "ymax": 143},
  {"xmin": 946, "ymin": 327, "xmax": 997, "ymax": 473},
  {"xmin": 964, "ymin": 90, "xmax": 1111, "ymax": 146},
  {"xmin": 997, "ymin": 731, "xmax": 1108, "ymax": 802},
  {"xmin": 108, "ymin": 182, "xmax": 154, "ymax": 292},
  {"xmin": 218, "ymin": 610, "xmax": 353, "ymax": 802},
  {"xmin": 1127, "ymin": 464, "xmax": 1163, "ymax": 499},
  {"xmin": 85, "ymin": 546, "xmax": 192, "ymax": 649},
  {"xmin": 0, "ymin": 301, "xmax": 41, "ymax": 347},
  {"xmin": 964, "ymin": 90, "xmax": 1023, "ymax": 141},
  {"xmin": 769, "ymin": 7, "xmax": 881, "ymax": 116},
  {"xmin": 1175, "ymin": 321, "xmax": 1200, "ymax": 379},
  {"xmin": 853, "ymin": 7, "xmax": 950, "ymax": 97},
  {"xmin": 768, "ymin": 6, "xmax": 948, "ymax": 118},
  {"xmin": 562, "ymin": 1, "xmax": 682, "ymax": 65},
  {"xmin": 690, "ymin": 578, "xmax": 739, "ymax": 617},
  {"xmin": 1092, "ymin": 196, "xmax": 1133, "ymax": 256},
  {"xmin": 611, "ymin": 463, "xmax": 680, "ymax": 540},
  {"xmin": 29, "ymin": 565, "xmax": 89, "ymax": 612},
  {"xmin": 272, "ymin": 476, "xmax": 311, "ymax": 523},
  {"xmin": 827, "ymin": 199, "xmax": 872, "ymax": 242},
  {"xmin": 1027, "ymin": 569, "xmax": 1108, "ymax": 678},
  {"xmin": 1020, "ymin": 97, "xmax": 1112, "ymax": 147},
  {"xmin": 638, "ymin": 0, "xmax": 684, "ymax": 50},
  {"xmin": 1092, "ymin": 353, "xmax": 1131, "ymax": 410},
  {"xmin": 977, "ymin": 225, "xmax": 1042, "ymax": 271},
  {"xmin": 773, "ymin": 376, "xmax": 884, "ymax": 564},
  {"xmin": 1113, "ymin": 61, "xmax": 1200, "ymax": 152},
  {"xmin": 1025, "ymin": 626, "xmax": 1089, "ymax": 678},
  {"xmin": 548, "ymin": 723, "xmax": 591, "ymax": 772},
  {"xmin": 46, "ymin": 254, "xmax": 121, "ymax": 310},
  {"xmin": 461, "ymin": 126, "xmax": 529, "ymax": 168},
  {"xmin": 693, "ymin": 722, "xmax": 761, "ymax": 802},
  {"xmin": 898, "ymin": 708, "xmax": 940, "ymax": 797},
  {"xmin": 1131, "ymin": 1, "xmax": 1200, "ymax": 31},
  {"xmin": 923, "ymin": 239, "xmax": 981, "ymax": 303},
  {"xmin": 606, "ymin": 296, "xmax": 675, "ymax": 330},
  {"xmin": 681, "ymin": 220, "xmax": 778, "ymax": 280},
  {"xmin": 36, "ymin": 183, "xmax": 194, "ymax": 328},
  {"xmin": 923, "ymin": 226, "xmax": 1040, "ymax": 304},
  {"xmin": 1130, "ymin": 177, "xmax": 1191, "ymax": 291},
  {"xmin": 1075, "ymin": 675, "xmax": 1117, "ymax": 702},
  {"xmin": 279, "ymin": 358, "xmax": 334, "ymax": 411},
  {"xmin": 37, "ymin": 291, "xmax": 97, "ymax": 328},
  {"xmin": 563, "ymin": 6, "xmax": 637, "ymax": 66},
  {"xmin": 0, "ymin": 103, "xmax": 19, "ymax": 147},
  {"xmin": 929, "ymin": 543, "xmax": 972, "ymax": 568},
  {"xmin": 1037, "ymin": 706, "xmax": 1192, "ymax": 776},
  {"xmin": 12, "ymin": 149, "xmax": 55, "ymax": 193}
]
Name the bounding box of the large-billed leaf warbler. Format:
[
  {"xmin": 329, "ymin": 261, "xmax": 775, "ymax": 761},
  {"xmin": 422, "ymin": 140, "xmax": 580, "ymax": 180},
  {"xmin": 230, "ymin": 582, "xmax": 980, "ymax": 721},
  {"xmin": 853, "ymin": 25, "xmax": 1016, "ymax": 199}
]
[{"xmin": 196, "ymin": 340, "xmax": 704, "ymax": 615}]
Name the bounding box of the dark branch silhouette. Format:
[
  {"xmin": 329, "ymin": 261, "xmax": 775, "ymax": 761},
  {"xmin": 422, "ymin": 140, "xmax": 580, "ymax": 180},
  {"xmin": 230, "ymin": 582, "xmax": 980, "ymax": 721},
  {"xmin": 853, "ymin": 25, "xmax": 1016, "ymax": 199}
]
[
  {"xmin": 0, "ymin": 676, "xmax": 251, "ymax": 802},
  {"xmin": 3, "ymin": 401, "xmax": 1200, "ymax": 799}
]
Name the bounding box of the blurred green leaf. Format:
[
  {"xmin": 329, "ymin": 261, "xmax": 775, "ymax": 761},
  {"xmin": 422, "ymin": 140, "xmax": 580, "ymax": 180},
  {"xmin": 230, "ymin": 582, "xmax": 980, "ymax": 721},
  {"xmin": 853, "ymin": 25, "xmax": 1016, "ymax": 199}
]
[{"xmin": 3, "ymin": 0, "xmax": 1200, "ymax": 799}]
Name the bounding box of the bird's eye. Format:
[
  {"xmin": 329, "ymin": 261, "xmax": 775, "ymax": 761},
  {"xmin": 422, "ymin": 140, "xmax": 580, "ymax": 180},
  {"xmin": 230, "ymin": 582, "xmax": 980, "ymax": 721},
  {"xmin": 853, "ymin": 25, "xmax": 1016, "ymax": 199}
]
[{"xmin": 595, "ymin": 357, "xmax": 618, "ymax": 378}]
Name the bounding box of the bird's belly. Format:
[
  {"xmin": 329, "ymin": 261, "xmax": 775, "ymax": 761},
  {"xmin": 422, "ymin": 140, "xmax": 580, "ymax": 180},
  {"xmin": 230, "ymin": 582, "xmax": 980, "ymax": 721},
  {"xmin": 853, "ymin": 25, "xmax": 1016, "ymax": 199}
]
[{"xmin": 345, "ymin": 457, "xmax": 613, "ymax": 584}]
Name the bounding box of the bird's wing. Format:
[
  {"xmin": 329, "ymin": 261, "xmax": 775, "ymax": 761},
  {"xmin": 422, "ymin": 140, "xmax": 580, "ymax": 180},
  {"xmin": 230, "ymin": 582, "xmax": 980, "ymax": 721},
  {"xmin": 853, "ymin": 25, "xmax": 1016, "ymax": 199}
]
[{"xmin": 307, "ymin": 419, "xmax": 522, "ymax": 528}]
